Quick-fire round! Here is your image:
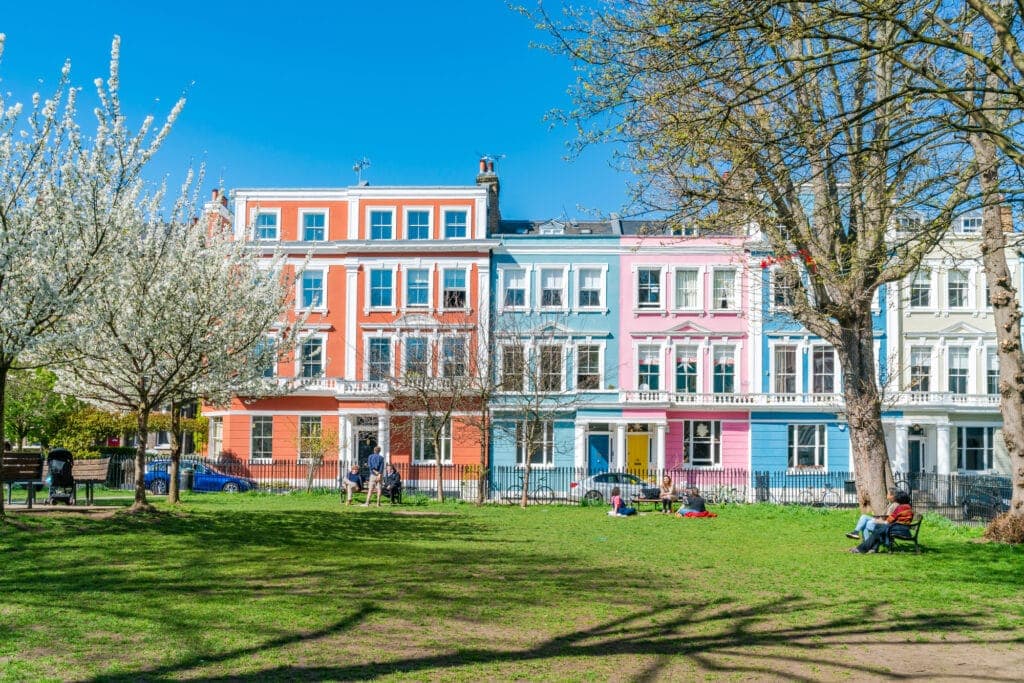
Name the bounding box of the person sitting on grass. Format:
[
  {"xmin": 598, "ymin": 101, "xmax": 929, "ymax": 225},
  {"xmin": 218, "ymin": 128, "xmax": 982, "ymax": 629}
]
[
  {"xmin": 845, "ymin": 490, "xmax": 897, "ymax": 540},
  {"xmin": 849, "ymin": 491, "xmax": 914, "ymax": 553},
  {"xmin": 675, "ymin": 487, "xmax": 707, "ymax": 515},
  {"xmin": 342, "ymin": 465, "xmax": 364, "ymax": 506},
  {"xmin": 608, "ymin": 486, "xmax": 636, "ymax": 516}
]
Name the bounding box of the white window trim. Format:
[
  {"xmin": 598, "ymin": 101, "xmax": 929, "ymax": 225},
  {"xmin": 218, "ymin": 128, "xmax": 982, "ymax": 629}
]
[
  {"xmin": 956, "ymin": 425, "xmax": 996, "ymax": 471},
  {"xmin": 573, "ymin": 340, "xmax": 606, "ymax": 391},
  {"xmin": 498, "ymin": 266, "xmax": 531, "ymax": 312},
  {"xmin": 574, "ymin": 264, "xmax": 609, "ymax": 312},
  {"xmin": 907, "ymin": 343, "xmax": 934, "ymax": 392},
  {"xmin": 440, "ymin": 334, "xmax": 469, "ymax": 377},
  {"xmin": 441, "ymin": 266, "xmax": 471, "ymax": 312},
  {"xmin": 365, "ymin": 206, "xmax": 397, "ymax": 240},
  {"xmin": 401, "ymin": 335, "xmax": 433, "ymax": 377},
  {"xmin": 411, "ymin": 416, "xmax": 453, "ymax": 464},
  {"xmin": 945, "ymin": 267, "xmax": 974, "ymax": 311},
  {"xmin": 298, "ymin": 208, "xmax": 329, "ymax": 242},
  {"xmin": 297, "ymin": 415, "xmax": 325, "ymax": 464},
  {"xmin": 364, "ymin": 266, "xmax": 398, "ymax": 314},
  {"xmin": 402, "ymin": 265, "xmax": 434, "ymax": 312},
  {"xmin": 498, "ymin": 342, "xmax": 527, "ymax": 393},
  {"xmin": 809, "ymin": 344, "xmax": 838, "ymax": 395},
  {"xmin": 403, "ymin": 206, "xmax": 434, "ymax": 240},
  {"xmin": 251, "ymin": 207, "xmax": 281, "ymax": 241},
  {"xmin": 363, "ymin": 334, "xmax": 394, "ymax": 381},
  {"xmin": 710, "ymin": 267, "xmax": 740, "ymax": 312},
  {"xmin": 673, "ymin": 342, "xmax": 703, "ymax": 394},
  {"xmin": 441, "ymin": 205, "xmax": 472, "ymax": 240},
  {"xmin": 946, "ymin": 344, "xmax": 972, "ymax": 394},
  {"xmin": 537, "ymin": 264, "xmax": 570, "ymax": 313},
  {"xmin": 769, "ymin": 341, "xmax": 802, "ymax": 394},
  {"xmin": 682, "ymin": 419, "xmax": 723, "ymax": 469},
  {"xmin": 907, "ymin": 265, "xmax": 937, "ymax": 313},
  {"xmin": 249, "ymin": 415, "xmax": 274, "ymax": 463},
  {"xmin": 787, "ymin": 424, "xmax": 828, "ymax": 471},
  {"xmin": 297, "ymin": 267, "xmax": 329, "ymax": 312},
  {"xmin": 711, "ymin": 343, "xmax": 737, "ymax": 394},
  {"xmin": 634, "ymin": 264, "xmax": 666, "ymax": 312},
  {"xmin": 985, "ymin": 345, "xmax": 1000, "ymax": 395},
  {"xmin": 535, "ymin": 342, "xmax": 568, "ymax": 393},
  {"xmin": 256, "ymin": 334, "xmax": 279, "ymax": 379},
  {"xmin": 957, "ymin": 215, "xmax": 983, "ymax": 235},
  {"xmin": 768, "ymin": 266, "xmax": 797, "ymax": 313},
  {"xmin": 634, "ymin": 341, "xmax": 665, "ymax": 392},
  {"xmin": 670, "ymin": 266, "xmax": 704, "ymax": 312},
  {"xmin": 297, "ymin": 333, "xmax": 328, "ymax": 379},
  {"xmin": 515, "ymin": 420, "xmax": 555, "ymax": 467}
]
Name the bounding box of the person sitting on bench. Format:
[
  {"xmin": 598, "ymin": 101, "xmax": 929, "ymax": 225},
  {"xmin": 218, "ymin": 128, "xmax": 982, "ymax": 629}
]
[
  {"xmin": 849, "ymin": 491, "xmax": 913, "ymax": 553},
  {"xmin": 342, "ymin": 465, "xmax": 364, "ymax": 506},
  {"xmin": 381, "ymin": 464, "xmax": 402, "ymax": 504}
]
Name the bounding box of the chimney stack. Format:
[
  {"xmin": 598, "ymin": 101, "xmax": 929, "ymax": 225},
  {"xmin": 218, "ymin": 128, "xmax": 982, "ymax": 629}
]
[{"xmin": 476, "ymin": 158, "xmax": 501, "ymax": 236}]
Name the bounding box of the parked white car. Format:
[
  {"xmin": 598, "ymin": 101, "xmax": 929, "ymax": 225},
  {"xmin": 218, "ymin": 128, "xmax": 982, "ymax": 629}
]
[{"xmin": 571, "ymin": 472, "xmax": 659, "ymax": 503}]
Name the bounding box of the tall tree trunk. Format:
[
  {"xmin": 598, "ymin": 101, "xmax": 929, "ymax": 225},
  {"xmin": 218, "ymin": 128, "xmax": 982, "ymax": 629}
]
[
  {"xmin": 0, "ymin": 364, "xmax": 8, "ymax": 518},
  {"xmin": 131, "ymin": 409, "xmax": 153, "ymax": 512},
  {"xmin": 835, "ymin": 314, "xmax": 893, "ymax": 514},
  {"xmin": 478, "ymin": 408, "xmax": 489, "ymax": 505},
  {"xmin": 520, "ymin": 460, "xmax": 531, "ymax": 509},
  {"xmin": 973, "ymin": 135, "xmax": 1024, "ymax": 518},
  {"xmin": 168, "ymin": 401, "xmax": 182, "ymax": 504},
  {"xmin": 434, "ymin": 433, "xmax": 445, "ymax": 502}
]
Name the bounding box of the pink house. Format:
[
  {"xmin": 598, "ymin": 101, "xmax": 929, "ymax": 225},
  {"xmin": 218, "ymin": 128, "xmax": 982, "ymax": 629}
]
[{"xmin": 616, "ymin": 228, "xmax": 752, "ymax": 477}]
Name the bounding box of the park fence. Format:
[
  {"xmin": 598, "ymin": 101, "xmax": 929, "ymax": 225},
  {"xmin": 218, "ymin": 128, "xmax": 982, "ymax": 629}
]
[{"xmin": 109, "ymin": 455, "xmax": 1007, "ymax": 525}]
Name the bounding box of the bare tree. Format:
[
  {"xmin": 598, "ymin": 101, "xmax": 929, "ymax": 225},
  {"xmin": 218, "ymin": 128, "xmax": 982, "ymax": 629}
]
[{"xmin": 533, "ymin": 2, "xmax": 974, "ymax": 513}]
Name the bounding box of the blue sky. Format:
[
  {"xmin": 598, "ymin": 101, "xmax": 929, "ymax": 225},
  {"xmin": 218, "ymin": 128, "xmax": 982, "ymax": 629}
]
[{"xmin": 0, "ymin": 1, "xmax": 632, "ymax": 220}]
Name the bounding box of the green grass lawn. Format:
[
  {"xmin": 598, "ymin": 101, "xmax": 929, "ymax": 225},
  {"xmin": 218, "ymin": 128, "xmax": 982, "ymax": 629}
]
[{"xmin": 1, "ymin": 496, "xmax": 1022, "ymax": 682}]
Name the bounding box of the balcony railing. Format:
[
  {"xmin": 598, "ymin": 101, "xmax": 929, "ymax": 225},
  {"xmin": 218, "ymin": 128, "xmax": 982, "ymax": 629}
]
[
  {"xmin": 890, "ymin": 391, "xmax": 999, "ymax": 408},
  {"xmin": 618, "ymin": 391, "xmax": 844, "ymax": 407},
  {"xmin": 286, "ymin": 377, "xmax": 392, "ymax": 397}
]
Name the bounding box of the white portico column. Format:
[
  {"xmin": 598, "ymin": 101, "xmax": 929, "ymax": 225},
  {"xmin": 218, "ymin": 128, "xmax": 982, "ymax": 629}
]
[
  {"xmin": 615, "ymin": 424, "xmax": 627, "ymax": 470},
  {"xmin": 574, "ymin": 422, "xmax": 587, "ymax": 472},
  {"xmin": 936, "ymin": 424, "xmax": 951, "ymax": 476},
  {"xmin": 654, "ymin": 423, "xmax": 666, "ymax": 472},
  {"xmin": 893, "ymin": 423, "xmax": 909, "ymax": 476},
  {"xmin": 378, "ymin": 415, "xmax": 390, "ymax": 461},
  {"xmin": 338, "ymin": 415, "xmax": 353, "ymax": 470}
]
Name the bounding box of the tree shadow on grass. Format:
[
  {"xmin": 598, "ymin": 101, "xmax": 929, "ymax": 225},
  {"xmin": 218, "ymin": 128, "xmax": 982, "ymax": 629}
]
[{"xmin": 80, "ymin": 594, "xmax": 1022, "ymax": 682}]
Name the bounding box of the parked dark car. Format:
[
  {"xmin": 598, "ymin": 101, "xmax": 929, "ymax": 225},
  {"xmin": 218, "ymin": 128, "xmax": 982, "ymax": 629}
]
[
  {"xmin": 959, "ymin": 475, "xmax": 1011, "ymax": 520},
  {"xmin": 144, "ymin": 459, "xmax": 256, "ymax": 494}
]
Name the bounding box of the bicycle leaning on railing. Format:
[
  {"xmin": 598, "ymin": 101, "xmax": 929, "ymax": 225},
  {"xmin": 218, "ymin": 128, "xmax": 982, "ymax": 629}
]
[
  {"xmin": 503, "ymin": 471, "xmax": 555, "ymax": 504},
  {"xmin": 704, "ymin": 484, "xmax": 746, "ymax": 504},
  {"xmin": 798, "ymin": 482, "xmax": 840, "ymax": 508}
]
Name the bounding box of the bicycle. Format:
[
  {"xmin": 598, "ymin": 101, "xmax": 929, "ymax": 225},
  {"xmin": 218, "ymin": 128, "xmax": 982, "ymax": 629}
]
[
  {"xmin": 503, "ymin": 470, "xmax": 555, "ymax": 504},
  {"xmin": 705, "ymin": 484, "xmax": 745, "ymax": 505},
  {"xmin": 798, "ymin": 482, "xmax": 840, "ymax": 508}
]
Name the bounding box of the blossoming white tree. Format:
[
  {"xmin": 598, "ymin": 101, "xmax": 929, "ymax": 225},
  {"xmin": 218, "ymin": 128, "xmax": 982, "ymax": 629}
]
[
  {"xmin": 0, "ymin": 35, "xmax": 181, "ymax": 517},
  {"xmin": 56, "ymin": 183, "xmax": 303, "ymax": 512}
]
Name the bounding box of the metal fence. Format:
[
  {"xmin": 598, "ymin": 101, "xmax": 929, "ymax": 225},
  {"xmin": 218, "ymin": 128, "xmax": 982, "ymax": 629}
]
[{"xmin": 107, "ymin": 455, "xmax": 1009, "ymax": 524}]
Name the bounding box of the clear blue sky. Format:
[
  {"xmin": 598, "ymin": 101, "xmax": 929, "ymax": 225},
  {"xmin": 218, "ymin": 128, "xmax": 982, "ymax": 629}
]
[{"xmin": 0, "ymin": 1, "xmax": 633, "ymax": 220}]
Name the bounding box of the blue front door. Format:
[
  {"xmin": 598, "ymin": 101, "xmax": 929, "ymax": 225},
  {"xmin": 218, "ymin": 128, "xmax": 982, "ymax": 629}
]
[{"xmin": 588, "ymin": 435, "xmax": 610, "ymax": 473}]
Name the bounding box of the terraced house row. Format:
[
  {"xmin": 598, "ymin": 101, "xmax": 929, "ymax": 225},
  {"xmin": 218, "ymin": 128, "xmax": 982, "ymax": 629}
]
[{"xmin": 202, "ymin": 163, "xmax": 1020, "ymax": 486}]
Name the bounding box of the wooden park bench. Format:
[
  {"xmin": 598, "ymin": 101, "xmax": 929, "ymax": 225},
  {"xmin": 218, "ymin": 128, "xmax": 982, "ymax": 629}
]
[
  {"xmin": 885, "ymin": 514, "xmax": 924, "ymax": 554},
  {"xmin": 73, "ymin": 458, "xmax": 112, "ymax": 505},
  {"xmin": 2, "ymin": 452, "xmax": 44, "ymax": 509}
]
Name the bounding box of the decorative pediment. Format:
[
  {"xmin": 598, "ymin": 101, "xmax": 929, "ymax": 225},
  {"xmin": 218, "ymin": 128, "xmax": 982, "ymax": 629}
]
[{"xmin": 935, "ymin": 322, "xmax": 990, "ymax": 336}]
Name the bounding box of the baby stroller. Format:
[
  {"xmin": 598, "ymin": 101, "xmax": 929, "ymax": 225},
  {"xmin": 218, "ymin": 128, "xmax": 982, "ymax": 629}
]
[{"xmin": 44, "ymin": 448, "xmax": 75, "ymax": 505}]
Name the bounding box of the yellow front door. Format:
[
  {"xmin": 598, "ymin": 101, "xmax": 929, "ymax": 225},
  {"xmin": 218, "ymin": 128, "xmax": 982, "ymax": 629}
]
[{"xmin": 626, "ymin": 434, "xmax": 649, "ymax": 473}]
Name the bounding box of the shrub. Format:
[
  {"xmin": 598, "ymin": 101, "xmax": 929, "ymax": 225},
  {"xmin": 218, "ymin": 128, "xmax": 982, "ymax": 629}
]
[{"xmin": 983, "ymin": 512, "xmax": 1024, "ymax": 544}]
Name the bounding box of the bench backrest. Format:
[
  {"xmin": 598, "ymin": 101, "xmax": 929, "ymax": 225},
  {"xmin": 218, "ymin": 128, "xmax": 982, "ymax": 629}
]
[
  {"xmin": 74, "ymin": 458, "xmax": 111, "ymax": 482},
  {"xmin": 0, "ymin": 452, "xmax": 44, "ymax": 481}
]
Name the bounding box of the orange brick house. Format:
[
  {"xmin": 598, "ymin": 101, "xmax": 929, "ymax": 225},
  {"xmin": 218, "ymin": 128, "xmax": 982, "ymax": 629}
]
[{"xmin": 204, "ymin": 164, "xmax": 500, "ymax": 484}]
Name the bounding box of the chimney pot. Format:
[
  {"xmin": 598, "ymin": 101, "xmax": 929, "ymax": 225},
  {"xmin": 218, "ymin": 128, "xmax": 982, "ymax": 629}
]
[
  {"xmin": 487, "ymin": 160, "xmax": 494, "ymax": 173},
  {"xmin": 211, "ymin": 189, "xmax": 219, "ymax": 201},
  {"xmin": 479, "ymin": 158, "xmax": 487, "ymax": 173}
]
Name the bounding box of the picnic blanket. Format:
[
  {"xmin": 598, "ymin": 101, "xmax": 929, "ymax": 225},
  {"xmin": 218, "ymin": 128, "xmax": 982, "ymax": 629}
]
[{"xmin": 681, "ymin": 511, "xmax": 717, "ymax": 518}]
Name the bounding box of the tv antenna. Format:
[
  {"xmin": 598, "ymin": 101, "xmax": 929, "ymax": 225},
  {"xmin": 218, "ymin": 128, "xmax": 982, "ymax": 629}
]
[{"xmin": 353, "ymin": 158, "xmax": 371, "ymax": 184}]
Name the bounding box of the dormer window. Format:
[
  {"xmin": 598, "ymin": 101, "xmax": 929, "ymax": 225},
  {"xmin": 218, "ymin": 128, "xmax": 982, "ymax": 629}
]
[{"xmin": 959, "ymin": 216, "xmax": 982, "ymax": 234}]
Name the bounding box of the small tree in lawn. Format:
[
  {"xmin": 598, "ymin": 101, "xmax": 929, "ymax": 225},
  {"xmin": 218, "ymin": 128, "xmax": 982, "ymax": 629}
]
[
  {"xmin": 56, "ymin": 178, "xmax": 300, "ymax": 512},
  {"xmin": 0, "ymin": 36, "xmax": 179, "ymax": 517},
  {"xmin": 3, "ymin": 369, "xmax": 80, "ymax": 450},
  {"xmin": 297, "ymin": 416, "xmax": 338, "ymax": 493},
  {"xmin": 490, "ymin": 314, "xmax": 583, "ymax": 509},
  {"xmin": 388, "ymin": 317, "xmax": 489, "ymax": 502}
]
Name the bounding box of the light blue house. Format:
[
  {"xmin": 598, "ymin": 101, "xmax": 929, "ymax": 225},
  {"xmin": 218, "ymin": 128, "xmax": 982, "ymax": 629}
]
[{"xmin": 488, "ymin": 220, "xmax": 624, "ymax": 481}]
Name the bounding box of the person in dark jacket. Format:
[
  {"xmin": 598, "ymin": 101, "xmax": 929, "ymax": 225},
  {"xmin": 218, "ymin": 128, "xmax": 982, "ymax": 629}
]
[
  {"xmin": 342, "ymin": 465, "xmax": 364, "ymax": 506},
  {"xmin": 381, "ymin": 464, "xmax": 402, "ymax": 504}
]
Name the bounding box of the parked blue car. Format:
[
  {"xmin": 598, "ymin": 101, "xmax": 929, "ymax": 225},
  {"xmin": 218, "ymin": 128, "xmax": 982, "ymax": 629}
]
[{"xmin": 144, "ymin": 459, "xmax": 256, "ymax": 494}]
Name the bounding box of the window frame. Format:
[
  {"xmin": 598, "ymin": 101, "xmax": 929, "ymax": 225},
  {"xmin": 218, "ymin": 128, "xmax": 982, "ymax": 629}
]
[
  {"xmin": 366, "ymin": 336, "xmax": 393, "ymax": 381},
  {"xmin": 499, "ymin": 343, "xmax": 526, "ymax": 392},
  {"xmin": 500, "ymin": 267, "xmax": 529, "ymax": 311},
  {"xmin": 368, "ymin": 208, "xmax": 395, "ymax": 240},
  {"xmin": 947, "ymin": 268, "xmax": 970, "ymax": 309},
  {"xmin": 788, "ymin": 424, "xmax": 827, "ymax": 470},
  {"xmin": 298, "ymin": 335, "xmax": 326, "ymax": 378},
  {"xmin": 636, "ymin": 266, "xmax": 663, "ymax": 310},
  {"xmin": 711, "ymin": 267, "xmax": 738, "ymax": 311},
  {"xmin": 810, "ymin": 345, "xmax": 836, "ymax": 395},
  {"xmin": 538, "ymin": 344, "xmax": 565, "ymax": 392},
  {"xmin": 442, "ymin": 268, "xmax": 469, "ymax": 310},
  {"xmin": 441, "ymin": 336, "xmax": 467, "ymax": 378},
  {"xmin": 442, "ymin": 208, "xmax": 469, "ymax": 239},
  {"xmin": 909, "ymin": 346, "xmax": 932, "ymax": 392},
  {"xmin": 368, "ymin": 268, "xmax": 395, "ymax": 310},
  {"xmin": 576, "ymin": 266, "xmax": 606, "ymax": 310},
  {"xmin": 298, "ymin": 416, "xmax": 323, "ymax": 463},
  {"xmin": 909, "ymin": 267, "xmax": 932, "ymax": 309},
  {"xmin": 412, "ymin": 416, "xmax": 452, "ymax": 464},
  {"xmin": 538, "ymin": 266, "xmax": 568, "ymax": 311},
  {"xmin": 404, "ymin": 207, "xmax": 432, "ymax": 240},
  {"xmin": 947, "ymin": 345, "xmax": 970, "ymax": 395},
  {"xmin": 403, "ymin": 336, "xmax": 430, "ymax": 377},
  {"xmin": 712, "ymin": 345, "xmax": 735, "ymax": 394},
  {"xmin": 672, "ymin": 267, "xmax": 701, "ymax": 311},
  {"xmin": 575, "ymin": 343, "xmax": 603, "ymax": 390},
  {"xmin": 252, "ymin": 208, "xmax": 280, "ymax": 241},
  {"xmin": 299, "ymin": 209, "xmax": 328, "ymax": 242},
  {"xmin": 957, "ymin": 426, "xmax": 994, "ymax": 471},
  {"xmin": 299, "ymin": 268, "xmax": 327, "ymax": 311},
  {"xmin": 772, "ymin": 344, "xmax": 798, "ymax": 394},
  {"xmin": 637, "ymin": 343, "xmax": 662, "ymax": 391},
  {"xmin": 250, "ymin": 416, "xmax": 273, "ymax": 463},
  {"xmin": 987, "ymin": 347, "xmax": 1000, "ymax": 395},
  {"xmin": 674, "ymin": 344, "xmax": 700, "ymax": 394},
  {"xmin": 404, "ymin": 267, "xmax": 431, "ymax": 309},
  {"xmin": 682, "ymin": 420, "xmax": 722, "ymax": 468},
  {"xmin": 515, "ymin": 420, "xmax": 555, "ymax": 467}
]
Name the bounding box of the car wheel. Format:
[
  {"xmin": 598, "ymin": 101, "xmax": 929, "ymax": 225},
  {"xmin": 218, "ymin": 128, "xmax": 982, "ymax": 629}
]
[
  {"xmin": 150, "ymin": 479, "xmax": 168, "ymax": 495},
  {"xmin": 222, "ymin": 482, "xmax": 241, "ymax": 493},
  {"xmin": 583, "ymin": 490, "xmax": 603, "ymax": 503}
]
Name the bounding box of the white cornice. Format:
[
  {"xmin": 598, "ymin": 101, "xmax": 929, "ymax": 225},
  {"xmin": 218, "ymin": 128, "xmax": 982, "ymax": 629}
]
[{"xmin": 232, "ymin": 186, "xmax": 487, "ymax": 202}]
